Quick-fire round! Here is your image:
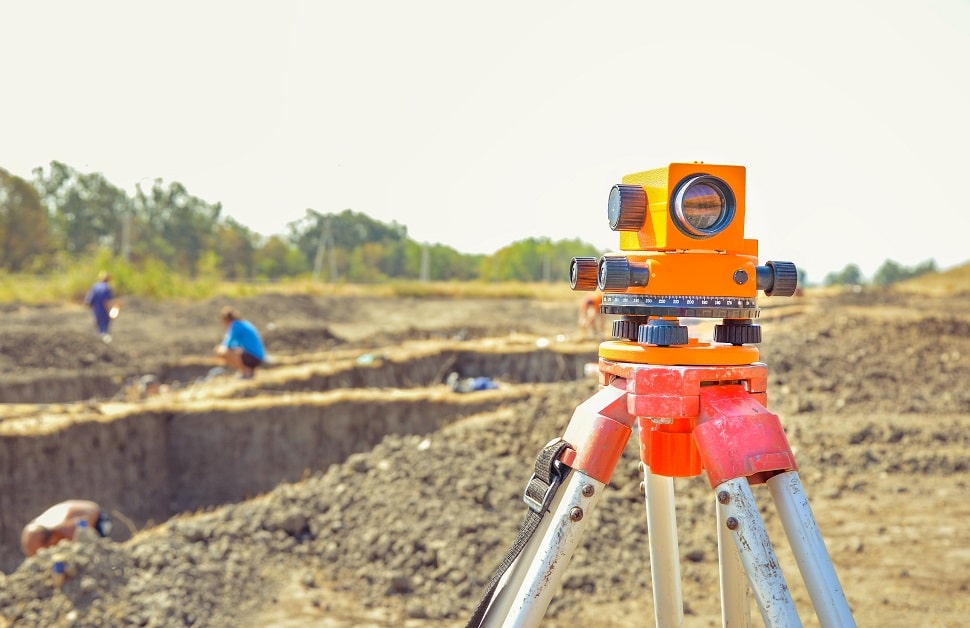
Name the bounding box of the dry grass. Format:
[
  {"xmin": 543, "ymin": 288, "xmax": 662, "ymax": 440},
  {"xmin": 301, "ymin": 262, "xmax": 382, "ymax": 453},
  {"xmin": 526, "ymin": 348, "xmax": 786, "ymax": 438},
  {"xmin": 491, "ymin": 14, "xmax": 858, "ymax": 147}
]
[
  {"xmin": 4, "ymin": 261, "xmax": 965, "ymax": 306},
  {"xmin": 231, "ymin": 280, "xmax": 582, "ymax": 301},
  {"xmin": 893, "ymin": 261, "xmax": 970, "ymax": 296}
]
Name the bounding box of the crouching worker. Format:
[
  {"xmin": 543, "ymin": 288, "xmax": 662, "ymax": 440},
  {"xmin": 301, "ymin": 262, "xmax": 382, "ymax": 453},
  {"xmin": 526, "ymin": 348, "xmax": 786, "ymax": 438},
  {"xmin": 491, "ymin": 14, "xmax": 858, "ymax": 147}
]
[
  {"xmin": 21, "ymin": 499, "xmax": 112, "ymax": 557},
  {"xmin": 578, "ymin": 291, "xmax": 604, "ymax": 339},
  {"xmin": 214, "ymin": 306, "xmax": 266, "ymax": 379}
]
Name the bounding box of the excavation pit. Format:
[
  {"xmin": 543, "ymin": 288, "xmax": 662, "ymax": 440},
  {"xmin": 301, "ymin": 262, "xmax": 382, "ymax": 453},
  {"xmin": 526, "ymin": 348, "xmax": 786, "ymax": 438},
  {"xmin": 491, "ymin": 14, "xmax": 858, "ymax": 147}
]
[{"xmin": 0, "ymin": 340, "xmax": 596, "ymax": 572}]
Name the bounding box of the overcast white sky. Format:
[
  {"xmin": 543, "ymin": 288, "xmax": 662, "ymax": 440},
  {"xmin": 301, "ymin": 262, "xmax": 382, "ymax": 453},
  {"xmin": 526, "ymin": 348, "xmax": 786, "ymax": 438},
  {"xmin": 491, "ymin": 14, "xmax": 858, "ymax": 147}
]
[{"xmin": 3, "ymin": 0, "xmax": 968, "ymax": 283}]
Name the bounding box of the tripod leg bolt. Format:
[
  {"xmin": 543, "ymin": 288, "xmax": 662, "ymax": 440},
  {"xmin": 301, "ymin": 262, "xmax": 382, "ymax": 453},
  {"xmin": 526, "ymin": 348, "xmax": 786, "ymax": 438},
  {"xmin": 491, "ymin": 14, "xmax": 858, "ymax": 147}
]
[
  {"xmin": 725, "ymin": 517, "xmax": 740, "ymax": 531},
  {"xmin": 717, "ymin": 490, "xmax": 731, "ymax": 504},
  {"xmin": 569, "ymin": 507, "xmax": 584, "ymax": 522}
]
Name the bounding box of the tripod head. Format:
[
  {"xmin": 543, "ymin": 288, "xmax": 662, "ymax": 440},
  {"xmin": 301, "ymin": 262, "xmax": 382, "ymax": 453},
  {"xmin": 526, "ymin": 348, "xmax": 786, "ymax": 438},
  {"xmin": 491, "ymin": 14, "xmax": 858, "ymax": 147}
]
[{"xmin": 570, "ymin": 163, "xmax": 797, "ymax": 348}]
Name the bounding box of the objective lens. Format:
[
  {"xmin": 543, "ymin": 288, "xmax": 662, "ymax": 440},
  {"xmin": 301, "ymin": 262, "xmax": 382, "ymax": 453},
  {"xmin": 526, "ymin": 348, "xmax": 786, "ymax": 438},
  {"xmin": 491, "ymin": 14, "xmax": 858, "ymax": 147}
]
[{"xmin": 671, "ymin": 175, "xmax": 735, "ymax": 238}]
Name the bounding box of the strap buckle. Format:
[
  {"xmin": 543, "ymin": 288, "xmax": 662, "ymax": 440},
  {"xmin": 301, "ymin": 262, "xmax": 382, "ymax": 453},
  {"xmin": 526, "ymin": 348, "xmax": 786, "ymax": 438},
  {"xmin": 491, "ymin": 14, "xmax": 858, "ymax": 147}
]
[{"xmin": 523, "ymin": 438, "xmax": 571, "ymax": 514}]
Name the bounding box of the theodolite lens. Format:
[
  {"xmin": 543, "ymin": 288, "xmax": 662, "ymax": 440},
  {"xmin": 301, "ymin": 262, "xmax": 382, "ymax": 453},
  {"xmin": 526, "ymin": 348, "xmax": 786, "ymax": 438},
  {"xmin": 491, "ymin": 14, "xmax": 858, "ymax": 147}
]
[{"xmin": 671, "ymin": 175, "xmax": 735, "ymax": 238}]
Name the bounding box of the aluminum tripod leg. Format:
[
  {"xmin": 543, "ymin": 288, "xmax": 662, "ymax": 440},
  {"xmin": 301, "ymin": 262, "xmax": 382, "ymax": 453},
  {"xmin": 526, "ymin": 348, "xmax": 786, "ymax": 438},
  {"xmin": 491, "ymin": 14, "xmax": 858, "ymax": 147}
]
[
  {"xmin": 641, "ymin": 463, "xmax": 684, "ymax": 627},
  {"xmin": 714, "ymin": 472, "xmax": 856, "ymax": 628},
  {"xmin": 696, "ymin": 384, "xmax": 856, "ymax": 627},
  {"xmin": 716, "ymin": 476, "xmax": 802, "ymax": 627},
  {"xmin": 768, "ymin": 472, "xmax": 855, "ymax": 627},
  {"xmin": 480, "ymin": 381, "xmax": 634, "ymax": 627},
  {"xmin": 717, "ymin": 496, "xmax": 754, "ymax": 627},
  {"xmin": 482, "ymin": 469, "xmax": 607, "ymax": 627}
]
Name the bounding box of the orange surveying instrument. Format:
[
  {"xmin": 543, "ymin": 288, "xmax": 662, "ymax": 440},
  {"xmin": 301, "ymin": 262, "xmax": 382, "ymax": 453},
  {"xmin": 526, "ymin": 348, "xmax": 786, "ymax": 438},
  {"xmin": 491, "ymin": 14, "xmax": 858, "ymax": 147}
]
[{"xmin": 468, "ymin": 163, "xmax": 855, "ymax": 627}]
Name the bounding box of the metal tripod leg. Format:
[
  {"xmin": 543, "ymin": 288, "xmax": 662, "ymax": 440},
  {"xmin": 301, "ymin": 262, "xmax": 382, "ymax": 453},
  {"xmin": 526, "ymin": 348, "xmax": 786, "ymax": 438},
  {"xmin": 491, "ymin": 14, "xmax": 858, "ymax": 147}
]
[
  {"xmin": 480, "ymin": 381, "xmax": 635, "ymax": 627},
  {"xmin": 717, "ymin": 493, "xmax": 754, "ymax": 627},
  {"xmin": 696, "ymin": 384, "xmax": 856, "ymax": 628},
  {"xmin": 769, "ymin": 471, "xmax": 855, "ymax": 627},
  {"xmin": 483, "ymin": 469, "xmax": 608, "ymax": 627},
  {"xmin": 716, "ymin": 476, "xmax": 802, "ymax": 627},
  {"xmin": 715, "ymin": 472, "xmax": 855, "ymax": 628},
  {"xmin": 640, "ymin": 463, "xmax": 684, "ymax": 627}
]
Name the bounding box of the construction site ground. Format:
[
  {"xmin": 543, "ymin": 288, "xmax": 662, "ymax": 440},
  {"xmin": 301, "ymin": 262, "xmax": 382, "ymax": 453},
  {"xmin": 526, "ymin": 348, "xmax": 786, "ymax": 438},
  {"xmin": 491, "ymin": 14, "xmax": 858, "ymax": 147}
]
[{"xmin": 1, "ymin": 287, "xmax": 968, "ymax": 627}]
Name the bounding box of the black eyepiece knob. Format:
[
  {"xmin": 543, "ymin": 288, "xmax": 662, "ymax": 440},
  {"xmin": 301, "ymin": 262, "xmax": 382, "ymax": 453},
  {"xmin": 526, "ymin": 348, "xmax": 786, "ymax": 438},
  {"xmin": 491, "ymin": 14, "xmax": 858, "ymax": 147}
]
[
  {"xmin": 608, "ymin": 184, "xmax": 647, "ymax": 231},
  {"xmin": 765, "ymin": 261, "xmax": 798, "ymax": 297},
  {"xmin": 570, "ymin": 257, "xmax": 599, "ymax": 290},
  {"xmin": 598, "ymin": 256, "xmax": 631, "ymax": 291}
]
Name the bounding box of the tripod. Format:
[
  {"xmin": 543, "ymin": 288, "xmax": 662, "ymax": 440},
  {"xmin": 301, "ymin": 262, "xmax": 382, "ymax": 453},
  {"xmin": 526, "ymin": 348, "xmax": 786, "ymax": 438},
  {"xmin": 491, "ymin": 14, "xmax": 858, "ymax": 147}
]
[{"xmin": 471, "ymin": 333, "xmax": 855, "ymax": 627}]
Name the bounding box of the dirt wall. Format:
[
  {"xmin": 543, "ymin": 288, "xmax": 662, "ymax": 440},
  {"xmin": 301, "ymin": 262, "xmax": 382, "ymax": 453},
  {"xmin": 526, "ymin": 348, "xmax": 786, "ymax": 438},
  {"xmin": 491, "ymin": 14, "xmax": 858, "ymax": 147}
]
[
  {"xmin": 0, "ymin": 389, "xmax": 536, "ymax": 572},
  {"xmin": 1, "ymin": 374, "xmax": 120, "ymax": 404},
  {"xmin": 0, "ymin": 345, "xmax": 595, "ymax": 573},
  {"xmin": 0, "ymin": 412, "xmax": 171, "ymax": 571}
]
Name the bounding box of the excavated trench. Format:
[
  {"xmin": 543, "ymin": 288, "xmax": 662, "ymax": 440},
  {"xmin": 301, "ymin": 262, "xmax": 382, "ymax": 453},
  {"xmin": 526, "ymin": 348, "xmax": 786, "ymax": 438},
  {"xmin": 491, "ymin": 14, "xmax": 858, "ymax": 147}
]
[{"xmin": 0, "ymin": 341, "xmax": 597, "ymax": 572}]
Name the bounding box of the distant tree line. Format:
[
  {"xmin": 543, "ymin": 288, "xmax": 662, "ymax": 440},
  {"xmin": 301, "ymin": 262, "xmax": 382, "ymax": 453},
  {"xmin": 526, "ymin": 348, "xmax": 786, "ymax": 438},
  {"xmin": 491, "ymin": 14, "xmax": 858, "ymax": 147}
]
[
  {"xmin": 823, "ymin": 260, "xmax": 938, "ymax": 287},
  {"xmin": 1, "ymin": 161, "xmax": 942, "ymax": 289},
  {"xmin": 0, "ymin": 162, "xmax": 600, "ymax": 283}
]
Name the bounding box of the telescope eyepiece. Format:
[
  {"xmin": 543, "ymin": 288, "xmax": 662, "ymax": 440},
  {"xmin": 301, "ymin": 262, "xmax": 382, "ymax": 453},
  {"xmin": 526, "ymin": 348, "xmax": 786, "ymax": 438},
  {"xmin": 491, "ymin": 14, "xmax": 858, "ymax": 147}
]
[
  {"xmin": 757, "ymin": 261, "xmax": 798, "ymax": 296},
  {"xmin": 608, "ymin": 184, "xmax": 647, "ymax": 231}
]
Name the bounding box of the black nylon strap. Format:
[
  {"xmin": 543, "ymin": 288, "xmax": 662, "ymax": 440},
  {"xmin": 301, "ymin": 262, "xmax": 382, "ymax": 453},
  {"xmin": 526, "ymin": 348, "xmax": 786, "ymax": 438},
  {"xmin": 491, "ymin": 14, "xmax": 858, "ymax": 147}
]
[{"xmin": 467, "ymin": 439, "xmax": 571, "ymax": 627}]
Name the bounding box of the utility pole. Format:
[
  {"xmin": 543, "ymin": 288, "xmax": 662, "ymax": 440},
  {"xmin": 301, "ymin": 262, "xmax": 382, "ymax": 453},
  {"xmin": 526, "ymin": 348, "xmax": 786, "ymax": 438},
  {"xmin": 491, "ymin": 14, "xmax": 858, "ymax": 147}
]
[
  {"xmin": 420, "ymin": 243, "xmax": 430, "ymax": 282},
  {"xmin": 312, "ymin": 216, "xmax": 338, "ymax": 282},
  {"xmin": 312, "ymin": 221, "xmax": 326, "ymax": 282},
  {"xmin": 121, "ymin": 208, "xmax": 131, "ymax": 262}
]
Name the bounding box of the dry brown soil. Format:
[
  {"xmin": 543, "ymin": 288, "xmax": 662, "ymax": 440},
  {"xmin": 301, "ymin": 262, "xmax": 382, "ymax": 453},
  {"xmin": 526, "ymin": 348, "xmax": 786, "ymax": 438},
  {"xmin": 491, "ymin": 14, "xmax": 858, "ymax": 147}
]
[{"xmin": 1, "ymin": 288, "xmax": 969, "ymax": 627}]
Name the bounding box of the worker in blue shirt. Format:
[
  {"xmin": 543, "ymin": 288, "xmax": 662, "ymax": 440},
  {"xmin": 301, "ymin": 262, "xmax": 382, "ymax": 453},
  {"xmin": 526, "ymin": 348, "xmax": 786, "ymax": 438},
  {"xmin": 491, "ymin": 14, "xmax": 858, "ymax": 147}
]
[
  {"xmin": 214, "ymin": 306, "xmax": 266, "ymax": 379},
  {"xmin": 84, "ymin": 271, "xmax": 119, "ymax": 343}
]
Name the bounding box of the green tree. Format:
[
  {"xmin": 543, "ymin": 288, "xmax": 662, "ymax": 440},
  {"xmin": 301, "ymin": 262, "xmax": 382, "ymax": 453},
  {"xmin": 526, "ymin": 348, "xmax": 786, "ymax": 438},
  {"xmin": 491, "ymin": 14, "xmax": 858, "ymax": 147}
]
[
  {"xmin": 398, "ymin": 241, "xmax": 481, "ymax": 281},
  {"xmin": 214, "ymin": 218, "xmax": 258, "ymax": 280},
  {"xmin": 255, "ymin": 235, "xmax": 308, "ymax": 278},
  {"xmin": 287, "ymin": 209, "xmax": 409, "ymax": 281},
  {"xmin": 0, "ymin": 168, "xmax": 51, "ymax": 271},
  {"xmin": 428, "ymin": 244, "xmax": 481, "ymax": 281},
  {"xmin": 480, "ymin": 237, "xmax": 601, "ymax": 282},
  {"xmin": 873, "ymin": 258, "xmax": 938, "ymax": 286},
  {"xmin": 378, "ymin": 239, "xmax": 411, "ymax": 279},
  {"xmin": 31, "ymin": 161, "xmax": 129, "ymax": 257},
  {"xmin": 824, "ymin": 263, "xmax": 864, "ymax": 287},
  {"xmin": 346, "ymin": 242, "xmax": 386, "ymax": 282},
  {"xmin": 135, "ymin": 179, "xmax": 222, "ymax": 276}
]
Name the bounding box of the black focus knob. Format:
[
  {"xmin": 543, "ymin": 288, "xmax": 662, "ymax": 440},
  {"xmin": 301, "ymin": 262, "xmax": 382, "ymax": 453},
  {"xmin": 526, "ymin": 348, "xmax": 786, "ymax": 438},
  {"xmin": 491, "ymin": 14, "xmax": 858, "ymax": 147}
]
[
  {"xmin": 612, "ymin": 319, "xmax": 640, "ymax": 340},
  {"xmin": 598, "ymin": 256, "xmax": 631, "ymax": 291},
  {"xmin": 765, "ymin": 261, "xmax": 798, "ymax": 297},
  {"xmin": 714, "ymin": 319, "xmax": 762, "ymax": 345},
  {"xmin": 608, "ymin": 184, "xmax": 647, "ymax": 231},
  {"xmin": 638, "ymin": 320, "xmax": 689, "ymax": 346},
  {"xmin": 570, "ymin": 257, "xmax": 599, "ymax": 290},
  {"xmin": 598, "ymin": 256, "xmax": 650, "ymax": 291}
]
